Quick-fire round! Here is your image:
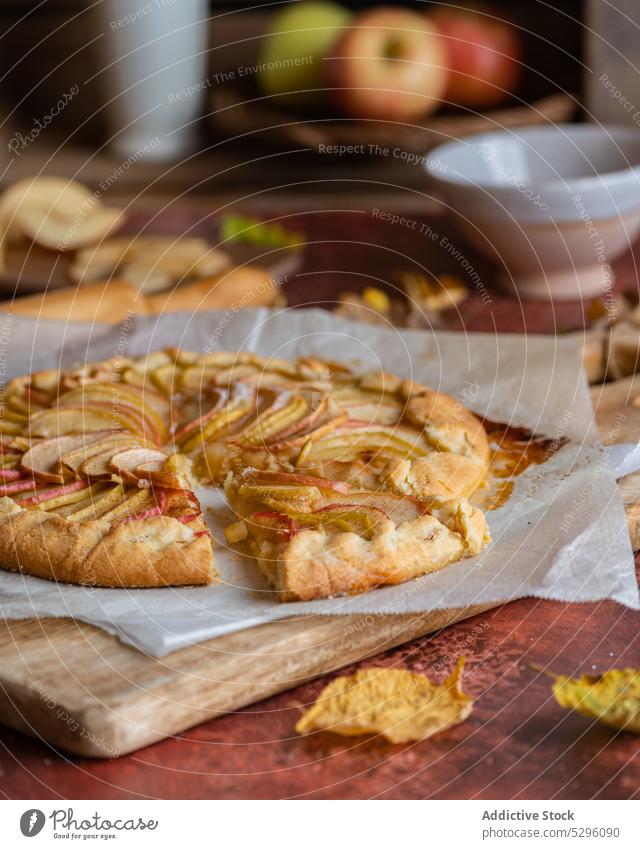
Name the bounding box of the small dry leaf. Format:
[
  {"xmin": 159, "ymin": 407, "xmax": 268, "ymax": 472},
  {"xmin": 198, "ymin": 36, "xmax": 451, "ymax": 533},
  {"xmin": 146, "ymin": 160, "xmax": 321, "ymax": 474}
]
[
  {"xmin": 547, "ymin": 667, "xmax": 640, "ymax": 734},
  {"xmin": 295, "ymin": 659, "xmax": 472, "ymax": 744}
]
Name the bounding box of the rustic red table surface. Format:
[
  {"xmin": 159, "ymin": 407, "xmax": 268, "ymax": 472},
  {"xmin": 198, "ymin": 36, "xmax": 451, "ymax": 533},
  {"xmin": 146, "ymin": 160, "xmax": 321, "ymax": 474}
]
[{"xmin": 0, "ymin": 209, "xmax": 638, "ymax": 800}]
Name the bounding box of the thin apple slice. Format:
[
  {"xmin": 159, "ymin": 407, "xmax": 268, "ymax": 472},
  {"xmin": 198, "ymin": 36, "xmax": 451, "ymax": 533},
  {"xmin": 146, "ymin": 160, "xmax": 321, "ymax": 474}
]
[
  {"xmin": 29, "ymin": 405, "xmax": 139, "ymax": 439},
  {"xmin": 100, "ymin": 488, "xmax": 153, "ymax": 523},
  {"xmin": 0, "ymin": 478, "xmax": 38, "ymax": 496},
  {"xmin": 59, "ymin": 433, "xmax": 142, "ymax": 475},
  {"xmin": 173, "ymin": 389, "xmax": 229, "ymax": 444},
  {"xmin": 80, "ymin": 442, "xmax": 146, "ymax": 479},
  {"xmin": 135, "ymin": 453, "xmax": 192, "ymax": 489},
  {"xmin": 268, "ymin": 413, "xmax": 348, "ymax": 450},
  {"xmin": 239, "ymin": 482, "xmax": 322, "ymax": 509},
  {"xmin": 233, "ymin": 395, "xmax": 309, "ymax": 446},
  {"xmin": 21, "ymin": 433, "xmax": 106, "ymax": 483},
  {"xmin": 249, "ymin": 510, "xmax": 298, "ymax": 541},
  {"xmin": 66, "ymin": 484, "xmax": 126, "ymax": 522},
  {"xmin": 0, "ymin": 177, "xmax": 95, "ymax": 245},
  {"xmin": 14, "ymin": 201, "xmax": 124, "ymax": 252},
  {"xmin": 242, "ymin": 468, "xmax": 353, "ymax": 495},
  {"xmin": 17, "ymin": 479, "xmax": 92, "ymax": 509},
  {"xmin": 180, "ymin": 398, "xmax": 254, "ymax": 453},
  {"xmin": 109, "ymin": 448, "xmax": 167, "ymax": 482},
  {"xmin": 0, "ymin": 469, "xmax": 24, "ymax": 481},
  {"xmin": 332, "ymin": 491, "xmax": 423, "ymax": 525},
  {"xmin": 0, "ymin": 419, "xmax": 23, "ymax": 435},
  {"xmin": 149, "ymin": 364, "xmax": 181, "ymax": 396},
  {"xmin": 68, "ymin": 237, "xmax": 133, "ymax": 283}
]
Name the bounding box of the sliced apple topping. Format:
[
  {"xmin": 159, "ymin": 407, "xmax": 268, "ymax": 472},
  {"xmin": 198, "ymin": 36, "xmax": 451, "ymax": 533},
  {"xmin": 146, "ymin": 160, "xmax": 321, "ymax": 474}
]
[
  {"xmin": 0, "ymin": 419, "xmax": 23, "ymax": 435},
  {"xmin": 295, "ymin": 425, "xmax": 429, "ymax": 467},
  {"xmin": 232, "ymin": 395, "xmax": 309, "ymax": 446},
  {"xmin": 0, "ymin": 478, "xmax": 38, "ymax": 496},
  {"xmin": 109, "ymin": 447, "xmax": 167, "ymax": 483},
  {"xmin": 29, "ymin": 405, "xmax": 143, "ymax": 439},
  {"xmin": 248, "ymin": 503, "xmax": 389, "ymax": 541},
  {"xmin": 0, "ymin": 468, "xmax": 24, "ymax": 481},
  {"xmin": 21, "ymin": 434, "xmax": 107, "ymax": 483},
  {"xmin": 100, "ymin": 488, "xmax": 154, "ymax": 523},
  {"xmin": 59, "ymin": 433, "xmax": 142, "ymax": 476},
  {"xmin": 242, "ymin": 468, "xmax": 353, "ymax": 495},
  {"xmin": 16, "ymin": 479, "xmax": 92, "ymax": 509},
  {"xmin": 239, "ymin": 482, "xmax": 322, "ymax": 512},
  {"xmin": 66, "ymin": 484, "xmax": 127, "ymax": 522},
  {"xmin": 135, "ymin": 453, "xmax": 193, "ymax": 489},
  {"xmin": 173, "ymin": 389, "xmax": 229, "ymax": 445},
  {"xmin": 179, "ymin": 396, "xmax": 255, "ymax": 453}
]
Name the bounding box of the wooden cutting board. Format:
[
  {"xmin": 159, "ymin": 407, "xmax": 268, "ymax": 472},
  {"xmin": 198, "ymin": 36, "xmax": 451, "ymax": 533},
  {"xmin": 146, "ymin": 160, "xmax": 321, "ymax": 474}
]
[{"xmin": 0, "ymin": 380, "xmax": 636, "ymax": 758}]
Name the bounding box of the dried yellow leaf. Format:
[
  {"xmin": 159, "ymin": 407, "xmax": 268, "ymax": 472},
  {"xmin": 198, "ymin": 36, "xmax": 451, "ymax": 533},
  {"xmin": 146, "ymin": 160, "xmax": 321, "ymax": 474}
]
[
  {"xmin": 548, "ymin": 667, "xmax": 640, "ymax": 734},
  {"xmin": 295, "ymin": 659, "xmax": 472, "ymax": 744}
]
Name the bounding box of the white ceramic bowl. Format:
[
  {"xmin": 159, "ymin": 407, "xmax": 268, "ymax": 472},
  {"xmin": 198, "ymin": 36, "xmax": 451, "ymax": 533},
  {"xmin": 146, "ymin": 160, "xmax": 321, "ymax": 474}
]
[{"xmin": 425, "ymin": 124, "xmax": 640, "ymax": 300}]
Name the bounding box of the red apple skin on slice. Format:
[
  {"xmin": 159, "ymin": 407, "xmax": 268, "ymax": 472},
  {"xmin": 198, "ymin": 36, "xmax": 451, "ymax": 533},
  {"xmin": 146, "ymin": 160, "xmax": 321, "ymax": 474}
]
[
  {"xmin": 0, "ymin": 469, "xmax": 24, "ymax": 481},
  {"xmin": 21, "ymin": 434, "xmax": 107, "ymax": 483},
  {"xmin": 0, "ymin": 479, "xmax": 38, "ymax": 496},
  {"xmin": 242, "ymin": 468, "xmax": 353, "ymax": 494},
  {"xmin": 329, "ymin": 7, "xmax": 447, "ymax": 121},
  {"xmin": 16, "ymin": 479, "xmax": 90, "ymax": 506}
]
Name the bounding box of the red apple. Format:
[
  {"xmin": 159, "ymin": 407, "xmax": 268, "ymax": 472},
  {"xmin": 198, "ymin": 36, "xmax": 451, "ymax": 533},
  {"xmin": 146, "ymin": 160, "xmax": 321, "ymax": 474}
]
[
  {"xmin": 328, "ymin": 7, "xmax": 447, "ymax": 121},
  {"xmin": 431, "ymin": 4, "xmax": 521, "ymax": 108}
]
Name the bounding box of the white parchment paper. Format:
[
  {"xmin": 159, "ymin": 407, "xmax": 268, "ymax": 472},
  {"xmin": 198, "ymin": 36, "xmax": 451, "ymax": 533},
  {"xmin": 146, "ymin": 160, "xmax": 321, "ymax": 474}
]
[{"xmin": 0, "ymin": 307, "xmax": 637, "ymax": 656}]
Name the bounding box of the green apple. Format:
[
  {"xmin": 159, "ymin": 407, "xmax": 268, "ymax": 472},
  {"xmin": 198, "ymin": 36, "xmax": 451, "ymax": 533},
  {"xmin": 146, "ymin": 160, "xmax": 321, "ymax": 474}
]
[{"xmin": 257, "ymin": 2, "xmax": 351, "ymax": 109}]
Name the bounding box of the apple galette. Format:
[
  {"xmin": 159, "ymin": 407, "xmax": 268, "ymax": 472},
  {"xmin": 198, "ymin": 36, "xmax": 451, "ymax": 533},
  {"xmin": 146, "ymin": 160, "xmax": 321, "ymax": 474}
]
[{"xmin": 0, "ymin": 349, "xmax": 491, "ymax": 598}]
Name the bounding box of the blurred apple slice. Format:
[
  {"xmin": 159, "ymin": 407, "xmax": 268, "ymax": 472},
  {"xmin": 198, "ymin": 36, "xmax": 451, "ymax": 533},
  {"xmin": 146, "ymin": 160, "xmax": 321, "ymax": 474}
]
[
  {"xmin": 17, "ymin": 479, "xmax": 91, "ymax": 508},
  {"xmin": 66, "ymin": 483, "xmax": 126, "ymax": 522},
  {"xmin": 69, "ymin": 235, "xmax": 231, "ymax": 292},
  {"xmin": 29, "ymin": 405, "xmax": 143, "ymax": 438},
  {"xmin": 100, "ymin": 488, "xmax": 153, "ymax": 522},
  {"xmin": 59, "ymin": 433, "xmax": 142, "ymax": 475},
  {"xmin": 21, "ymin": 433, "xmax": 107, "ymax": 483},
  {"xmin": 0, "ymin": 177, "xmax": 94, "ymax": 246},
  {"xmin": 0, "ymin": 177, "xmax": 125, "ymax": 251},
  {"xmin": 109, "ymin": 447, "xmax": 167, "ymax": 483},
  {"xmin": 15, "ymin": 201, "xmax": 123, "ymax": 252}
]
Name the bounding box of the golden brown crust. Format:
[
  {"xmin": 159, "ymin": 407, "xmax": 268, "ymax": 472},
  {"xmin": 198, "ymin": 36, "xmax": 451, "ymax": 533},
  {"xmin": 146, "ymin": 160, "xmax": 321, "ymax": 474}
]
[
  {"xmin": 404, "ymin": 388, "xmax": 490, "ymax": 469},
  {"xmin": 0, "ymin": 508, "xmax": 215, "ymax": 587},
  {"xmin": 257, "ymin": 516, "xmax": 468, "ymax": 602}
]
